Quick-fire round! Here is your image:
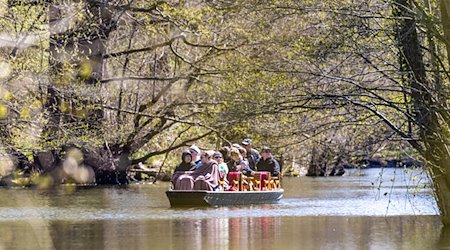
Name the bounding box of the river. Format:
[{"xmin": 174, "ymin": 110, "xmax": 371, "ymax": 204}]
[{"xmin": 0, "ymin": 167, "xmax": 446, "ymax": 249}]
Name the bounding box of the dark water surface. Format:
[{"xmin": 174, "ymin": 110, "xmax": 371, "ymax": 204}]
[{"xmin": 0, "ymin": 168, "xmax": 446, "ymax": 249}]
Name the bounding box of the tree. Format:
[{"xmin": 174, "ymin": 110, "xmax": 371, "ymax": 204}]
[
  {"xmin": 3, "ymin": 0, "xmax": 450, "ymax": 226},
  {"xmin": 193, "ymin": 0, "xmax": 450, "ymax": 224},
  {"xmin": 221, "ymin": 0, "xmax": 450, "ymax": 224},
  {"xmin": 1, "ymin": 0, "xmax": 249, "ymax": 184}
]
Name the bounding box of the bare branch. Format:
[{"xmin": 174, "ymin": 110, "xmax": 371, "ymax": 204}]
[
  {"xmin": 131, "ymin": 130, "xmax": 214, "ymax": 165},
  {"xmin": 103, "ymin": 34, "xmax": 185, "ymax": 59}
]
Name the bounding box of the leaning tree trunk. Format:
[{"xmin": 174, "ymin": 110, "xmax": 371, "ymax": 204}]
[{"xmin": 395, "ymin": 0, "xmax": 450, "ymax": 225}]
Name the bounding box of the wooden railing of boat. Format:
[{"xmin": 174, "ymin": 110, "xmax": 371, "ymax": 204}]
[{"xmin": 224, "ymin": 171, "xmax": 281, "ymax": 191}]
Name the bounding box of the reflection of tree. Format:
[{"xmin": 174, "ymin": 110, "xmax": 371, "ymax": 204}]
[
  {"xmin": 0, "ymin": 207, "xmax": 442, "ymax": 248},
  {"xmin": 229, "ymin": 217, "xmax": 245, "ymax": 249},
  {"xmin": 228, "ymin": 216, "xmax": 281, "ymax": 249},
  {"xmin": 438, "ymin": 225, "xmax": 450, "ymax": 249}
]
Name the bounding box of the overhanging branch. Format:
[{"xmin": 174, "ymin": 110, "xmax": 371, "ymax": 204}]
[{"xmin": 131, "ymin": 130, "xmax": 214, "ymax": 164}]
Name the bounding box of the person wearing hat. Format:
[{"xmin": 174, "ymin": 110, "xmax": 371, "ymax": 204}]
[
  {"xmin": 241, "ymin": 138, "xmax": 261, "ymax": 170},
  {"xmin": 256, "ymin": 146, "xmax": 280, "ymax": 177},
  {"xmin": 171, "ymin": 150, "xmax": 196, "ymax": 190},
  {"xmin": 213, "ymin": 151, "xmax": 228, "ymax": 178},
  {"xmin": 174, "ymin": 150, "xmax": 196, "ymax": 172},
  {"xmin": 189, "ymin": 144, "xmax": 202, "ymax": 167}
]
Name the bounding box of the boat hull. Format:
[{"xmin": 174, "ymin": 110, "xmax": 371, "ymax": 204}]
[{"xmin": 166, "ymin": 189, "xmax": 284, "ymax": 207}]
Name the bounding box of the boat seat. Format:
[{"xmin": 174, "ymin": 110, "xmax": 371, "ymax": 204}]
[
  {"xmin": 227, "ymin": 172, "xmax": 277, "ymax": 191},
  {"xmin": 248, "ymin": 176, "xmax": 261, "ymax": 191},
  {"xmin": 264, "ymin": 175, "xmax": 281, "ymax": 190},
  {"xmin": 218, "ymin": 180, "xmax": 226, "ymax": 190},
  {"xmin": 228, "ymin": 172, "xmax": 252, "ymax": 191},
  {"xmin": 252, "ymin": 171, "xmax": 270, "ymax": 191},
  {"xmin": 273, "ymin": 177, "xmax": 281, "ymax": 189},
  {"xmin": 241, "ymin": 176, "xmax": 254, "ymax": 191},
  {"xmin": 233, "ymin": 178, "xmax": 240, "ymax": 191},
  {"xmin": 227, "ymin": 172, "xmax": 241, "ymax": 191},
  {"xmin": 264, "ymin": 179, "xmax": 273, "ymax": 190}
]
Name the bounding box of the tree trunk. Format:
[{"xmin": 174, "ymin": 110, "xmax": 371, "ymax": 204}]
[
  {"xmin": 395, "ymin": 0, "xmax": 450, "ymax": 225},
  {"xmin": 83, "ymin": 145, "xmax": 130, "ymax": 185},
  {"xmin": 42, "ymin": 1, "xmax": 127, "ymax": 183},
  {"xmin": 428, "ymin": 154, "xmax": 450, "ymax": 225},
  {"xmin": 424, "ymin": 0, "xmax": 443, "ymax": 100},
  {"xmin": 48, "ymin": 1, "xmax": 111, "ymax": 130},
  {"xmin": 306, "ymin": 144, "xmax": 327, "ymax": 176},
  {"xmin": 440, "ymin": 0, "xmax": 450, "ymax": 67}
]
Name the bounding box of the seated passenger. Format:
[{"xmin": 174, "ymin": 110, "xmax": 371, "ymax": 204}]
[
  {"xmin": 173, "ymin": 151, "xmax": 219, "ymax": 191},
  {"xmin": 193, "ymin": 151, "xmax": 220, "ymax": 191},
  {"xmin": 171, "ymin": 150, "xmax": 195, "ymax": 190},
  {"xmin": 174, "ymin": 150, "xmax": 195, "ymax": 172},
  {"xmin": 213, "ymin": 151, "xmax": 228, "ymax": 179},
  {"xmin": 241, "ymin": 138, "xmax": 261, "ymax": 170},
  {"xmin": 213, "ymin": 151, "xmax": 229, "ymax": 190},
  {"xmin": 237, "ymin": 147, "xmax": 247, "ymax": 160},
  {"xmin": 237, "ymin": 159, "xmax": 254, "ymax": 177},
  {"xmin": 189, "ymin": 144, "xmax": 202, "ymax": 167},
  {"xmin": 219, "ymin": 146, "xmax": 232, "ymax": 163},
  {"xmin": 228, "ymin": 148, "xmax": 243, "ymax": 172},
  {"xmin": 228, "ymin": 148, "xmax": 254, "ymax": 177}
]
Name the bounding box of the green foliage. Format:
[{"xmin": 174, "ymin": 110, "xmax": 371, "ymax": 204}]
[
  {"xmin": 0, "ymin": 104, "xmax": 7, "ymax": 119},
  {"xmin": 2, "ymin": 0, "xmax": 445, "ymax": 177},
  {"xmin": 77, "ymin": 61, "xmax": 93, "ymax": 80}
]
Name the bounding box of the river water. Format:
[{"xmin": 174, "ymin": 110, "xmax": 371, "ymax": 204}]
[{"xmin": 0, "ymin": 168, "xmax": 446, "ymax": 249}]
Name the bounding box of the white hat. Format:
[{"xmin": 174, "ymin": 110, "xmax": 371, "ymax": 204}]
[{"xmin": 189, "ymin": 144, "xmax": 201, "ymax": 154}]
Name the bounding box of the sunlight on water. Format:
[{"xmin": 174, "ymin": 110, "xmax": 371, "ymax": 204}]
[
  {"xmin": 0, "ymin": 168, "xmax": 438, "ymax": 221},
  {"xmin": 0, "ymin": 168, "xmax": 444, "ymax": 249}
]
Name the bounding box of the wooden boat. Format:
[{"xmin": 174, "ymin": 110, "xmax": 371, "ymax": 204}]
[
  {"xmin": 168, "ymin": 171, "xmax": 283, "ymax": 207},
  {"xmin": 166, "ymin": 189, "xmax": 284, "ymax": 207}
]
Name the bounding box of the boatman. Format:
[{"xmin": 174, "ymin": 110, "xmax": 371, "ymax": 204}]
[{"xmin": 256, "ymin": 146, "xmax": 280, "ymax": 177}]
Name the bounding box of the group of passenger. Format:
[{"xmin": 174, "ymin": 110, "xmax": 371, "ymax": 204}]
[{"xmin": 171, "ymin": 139, "xmax": 280, "ymax": 191}]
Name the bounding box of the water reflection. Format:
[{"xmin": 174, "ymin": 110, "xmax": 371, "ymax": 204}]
[
  {"xmin": 0, "ymin": 216, "xmax": 442, "ymax": 249},
  {"xmin": 438, "ymin": 226, "xmax": 450, "ymax": 250},
  {"xmin": 0, "ymin": 168, "xmax": 445, "ymax": 249}
]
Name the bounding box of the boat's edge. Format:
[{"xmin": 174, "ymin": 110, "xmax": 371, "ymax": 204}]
[
  {"xmin": 166, "ymin": 189, "xmax": 284, "ymax": 207},
  {"xmin": 166, "ymin": 189, "xmax": 284, "ymax": 194}
]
